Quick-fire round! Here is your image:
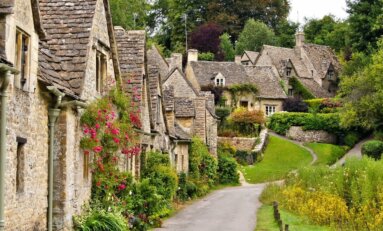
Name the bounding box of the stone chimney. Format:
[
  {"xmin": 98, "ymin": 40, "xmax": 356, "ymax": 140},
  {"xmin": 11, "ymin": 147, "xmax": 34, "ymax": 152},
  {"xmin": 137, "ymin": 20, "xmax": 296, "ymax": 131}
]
[
  {"xmin": 187, "ymin": 49, "xmax": 198, "ymax": 63},
  {"xmin": 295, "ymin": 31, "xmax": 305, "ymax": 47},
  {"xmin": 193, "ymin": 97, "xmax": 206, "ymax": 143},
  {"xmin": 169, "ymin": 53, "xmax": 183, "ymax": 71},
  {"xmin": 235, "ymin": 55, "xmax": 242, "ymax": 64}
]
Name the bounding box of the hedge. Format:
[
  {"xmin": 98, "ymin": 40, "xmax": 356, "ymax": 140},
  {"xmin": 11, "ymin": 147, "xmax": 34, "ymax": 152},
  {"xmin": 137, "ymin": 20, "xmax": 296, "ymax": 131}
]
[
  {"xmin": 268, "ymin": 112, "xmax": 342, "ymax": 135},
  {"xmin": 362, "ymin": 140, "xmax": 383, "ymax": 160}
]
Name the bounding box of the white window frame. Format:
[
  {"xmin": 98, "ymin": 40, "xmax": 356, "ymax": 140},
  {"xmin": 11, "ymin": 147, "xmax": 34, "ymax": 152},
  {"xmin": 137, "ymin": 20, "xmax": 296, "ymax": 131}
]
[
  {"xmin": 15, "ymin": 28, "xmax": 31, "ymax": 90},
  {"xmin": 265, "ymin": 105, "xmax": 276, "ymax": 116}
]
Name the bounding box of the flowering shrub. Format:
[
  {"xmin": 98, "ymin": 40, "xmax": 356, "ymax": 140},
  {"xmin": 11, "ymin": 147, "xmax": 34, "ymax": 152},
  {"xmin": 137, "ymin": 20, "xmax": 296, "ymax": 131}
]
[{"xmin": 224, "ymin": 108, "xmax": 264, "ymax": 137}]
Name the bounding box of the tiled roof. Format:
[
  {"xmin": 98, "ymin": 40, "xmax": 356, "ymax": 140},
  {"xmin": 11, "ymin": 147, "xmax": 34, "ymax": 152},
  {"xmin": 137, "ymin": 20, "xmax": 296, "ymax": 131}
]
[
  {"xmin": 175, "ymin": 123, "xmax": 191, "ymax": 140},
  {"xmin": 163, "ymin": 67, "xmax": 200, "ymax": 96},
  {"xmin": 163, "ymin": 86, "xmax": 174, "ymax": 112},
  {"xmin": 298, "ymin": 78, "xmax": 332, "ymax": 98},
  {"xmin": 303, "ymin": 44, "xmax": 341, "ymax": 79},
  {"xmin": 114, "ymin": 27, "xmax": 145, "ymax": 100},
  {"xmin": 38, "ymin": 0, "xmax": 98, "ymax": 96},
  {"xmin": 175, "ymin": 98, "xmax": 195, "ymax": 117},
  {"xmin": 147, "ymin": 65, "xmax": 160, "ymax": 124},
  {"xmin": 190, "ymin": 61, "xmax": 248, "ymax": 87},
  {"xmin": 245, "ymin": 66, "xmax": 287, "ymax": 99},
  {"xmin": 261, "ymin": 45, "xmax": 311, "ymax": 78},
  {"xmin": 38, "ymin": 41, "xmax": 79, "ymax": 98},
  {"xmin": 0, "ymin": 0, "xmax": 14, "ymax": 14},
  {"xmin": 242, "ymin": 51, "xmax": 259, "ymax": 64},
  {"xmin": 147, "ymin": 45, "xmax": 169, "ymax": 79}
]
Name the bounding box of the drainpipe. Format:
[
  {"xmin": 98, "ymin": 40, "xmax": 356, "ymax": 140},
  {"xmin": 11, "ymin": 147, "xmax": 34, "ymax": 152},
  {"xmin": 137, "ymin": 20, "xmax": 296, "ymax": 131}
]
[
  {"xmin": 0, "ymin": 64, "xmax": 18, "ymax": 231},
  {"xmin": 46, "ymin": 86, "xmax": 87, "ymax": 231}
]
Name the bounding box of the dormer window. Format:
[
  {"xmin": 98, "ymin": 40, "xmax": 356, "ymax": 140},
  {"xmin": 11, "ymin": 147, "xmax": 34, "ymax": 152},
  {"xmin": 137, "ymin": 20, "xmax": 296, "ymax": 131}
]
[
  {"xmin": 214, "ymin": 73, "xmax": 225, "ymax": 87},
  {"xmin": 327, "ymin": 70, "xmax": 335, "ymax": 80},
  {"xmin": 15, "ymin": 28, "xmax": 30, "ymax": 90},
  {"xmin": 286, "ymin": 67, "xmax": 292, "ymax": 77}
]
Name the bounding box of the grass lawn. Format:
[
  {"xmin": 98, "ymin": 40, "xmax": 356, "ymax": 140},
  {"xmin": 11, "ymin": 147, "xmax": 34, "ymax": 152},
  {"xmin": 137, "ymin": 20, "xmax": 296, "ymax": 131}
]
[
  {"xmin": 255, "ymin": 205, "xmax": 330, "ymax": 231},
  {"xmin": 241, "ymin": 135, "xmax": 312, "ymax": 183},
  {"xmin": 305, "ymin": 143, "xmax": 348, "ymax": 165}
]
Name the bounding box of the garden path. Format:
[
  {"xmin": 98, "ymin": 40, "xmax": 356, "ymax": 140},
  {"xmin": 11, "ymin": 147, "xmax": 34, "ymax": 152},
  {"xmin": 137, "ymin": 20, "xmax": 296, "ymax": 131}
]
[{"xmin": 333, "ymin": 137, "xmax": 373, "ymax": 167}]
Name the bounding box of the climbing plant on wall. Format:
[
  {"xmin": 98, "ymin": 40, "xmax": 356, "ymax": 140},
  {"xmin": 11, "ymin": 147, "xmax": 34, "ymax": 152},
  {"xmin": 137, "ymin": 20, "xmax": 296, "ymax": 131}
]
[
  {"xmin": 227, "ymin": 83, "xmax": 258, "ymax": 106},
  {"xmin": 289, "ymin": 77, "xmax": 315, "ymax": 100}
]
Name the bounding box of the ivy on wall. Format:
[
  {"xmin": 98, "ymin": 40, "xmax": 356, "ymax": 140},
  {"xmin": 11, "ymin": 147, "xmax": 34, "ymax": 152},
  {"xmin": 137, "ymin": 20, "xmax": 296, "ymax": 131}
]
[{"xmin": 289, "ymin": 77, "xmax": 315, "ymax": 100}]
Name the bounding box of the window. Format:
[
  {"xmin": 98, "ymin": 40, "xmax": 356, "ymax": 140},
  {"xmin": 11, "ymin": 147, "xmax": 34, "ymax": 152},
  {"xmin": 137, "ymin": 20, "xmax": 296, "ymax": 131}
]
[
  {"xmin": 16, "ymin": 137, "xmax": 27, "ymax": 193},
  {"xmin": 96, "ymin": 51, "xmax": 107, "ymax": 93},
  {"xmin": 327, "ymin": 70, "xmax": 334, "ymax": 80},
  {"xmin": 286, "ymin": 67, "xmax": 292, "ymax": 77},
  {"xmin": 214, "ymin": 74, "xmax": 225, "ymax": 87},
  {"xmin": 288, "ymin": 89, "xmax": 294, "ymax": 96},
  {"xmin": 265, "ymin": 105, "xmax": 276, "ymax": 116},
  {"xmin": 181, "ymin": 155, "xmax": 185, "ymax": 172},
  {"xmin": 156, "ymin": 95, "xmax": 161, "ymax": 124},
  {"xmin": 174, "ymin": 153, "xmax": 178, "ymax": 169},
  {"xmin": 240, "ymin": 101, "xmax": 249, "ymax": 108},
  {"xmin": 15, "ymin": 29, "xmax": 30, "ymax": 89}
]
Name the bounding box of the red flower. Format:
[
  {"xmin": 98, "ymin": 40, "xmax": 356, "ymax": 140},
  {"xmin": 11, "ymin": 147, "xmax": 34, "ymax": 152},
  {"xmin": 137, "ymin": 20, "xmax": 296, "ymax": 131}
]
[
  {"xmin": 118, "ymin": 184, "xmax": 126, "ymax": 191},
  {"xmin": 111, "ymin": 128, "xmax": 120, "ymax": 135},
  {"xmin": 96, "ymin": 181, "xmax": 102, "ymax": 187},
  {"xmin": 113, "ymin": 137, "xmax": 120, "ymax": 144},
  {"xmin": 95, "ymin": 123, "xmax": 100, "ymax": 129},
  {"xmin": 93, "ymin": 146, "xmax": 103, "ymax": 153}
]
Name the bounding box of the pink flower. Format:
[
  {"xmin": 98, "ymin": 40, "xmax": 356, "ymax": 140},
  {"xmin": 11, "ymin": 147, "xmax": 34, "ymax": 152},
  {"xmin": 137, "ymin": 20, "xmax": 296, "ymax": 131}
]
[
  {"xmin": 113, "ymin": 137, "xmax": 120, "ymax": 144},
  {"xmin": 118, "ymin": 184, "xmax": 126, "ymax": 191},
  {"xmin": 93, "ymin": 146, "xmax": 103, "ymax": 153},
  {"xmin": 95, "ymin": 124, "xmax": 100, "ymax": 129},
  {"xmin": 83, "ymin": 127, "xmax": 90, "ymax": 134},
  {"xmin": 111, "ymin": 128, "xmax": 120, "ymax": 135}
]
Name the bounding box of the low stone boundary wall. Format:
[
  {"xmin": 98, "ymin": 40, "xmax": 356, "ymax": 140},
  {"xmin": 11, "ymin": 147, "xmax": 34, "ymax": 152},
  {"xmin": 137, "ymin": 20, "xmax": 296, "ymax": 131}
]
[
  {"xmin": 217, "ymin": 137, "xmax": 256, "ymax": 151},
  {"xmin": 286, "ymin": 126, "xmax": 336, "ymax": 144}
]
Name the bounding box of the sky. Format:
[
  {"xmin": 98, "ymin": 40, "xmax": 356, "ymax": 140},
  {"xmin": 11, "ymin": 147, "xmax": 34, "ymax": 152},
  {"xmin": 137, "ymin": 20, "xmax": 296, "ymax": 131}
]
[{"xmin": 288, "ymin": 0, "xmax": 349, "ymax": 25}]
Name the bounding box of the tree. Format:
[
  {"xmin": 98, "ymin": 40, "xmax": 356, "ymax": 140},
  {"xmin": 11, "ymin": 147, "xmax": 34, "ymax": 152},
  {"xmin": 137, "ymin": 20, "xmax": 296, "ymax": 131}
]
[
  {"xmin": 346, "ymin": 0, "xmax": 383, "ymax": 53},
  {"xmin": 274, "ymin": 20, "xmax": 299, "ymax": 48},
  {"xmin": 220, "ymin": 33, "xmax": 235, "ymax": 61},
  {"xmin": 339, "ymin": 39, "xmax": 383, "ymax": 130},
  {"xmin": 235, "ymin": 19, "xmax": 277, "ymax": 55},
  {"xmin": 110, "ymin": 0, "xmax": 149, "ymax": 30},
  {"xmin": 190, "ymin": 22, "xmax": 224, "ymax": 60},
  {"xmin": 304, "ymin": 15, "xmax": 351, "ymax": 53}
]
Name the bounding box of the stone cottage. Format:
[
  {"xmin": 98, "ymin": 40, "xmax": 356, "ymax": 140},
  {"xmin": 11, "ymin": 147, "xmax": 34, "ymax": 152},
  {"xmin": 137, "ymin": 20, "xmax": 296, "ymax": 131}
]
[
  {"xmin": 0, "ymin": 0, "xmax": 120, "ymax": 230},
  {"xmin": 185, "ymin": 49, "xmax": 287, "ymax": 117},
  {"xmin": 253, "ymin": 32, "xmax": 340, "ymax": 97}
]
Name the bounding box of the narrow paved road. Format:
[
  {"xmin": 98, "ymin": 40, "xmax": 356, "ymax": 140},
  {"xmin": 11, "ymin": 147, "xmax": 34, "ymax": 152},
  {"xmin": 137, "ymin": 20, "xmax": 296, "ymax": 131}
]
[
  {"xmin": 333, "ymin": 137, "xmax": 372, "ymax": 167},
  {"xmin": 155, "ymin": 183, "xmax": 266, "ymax": 231}
]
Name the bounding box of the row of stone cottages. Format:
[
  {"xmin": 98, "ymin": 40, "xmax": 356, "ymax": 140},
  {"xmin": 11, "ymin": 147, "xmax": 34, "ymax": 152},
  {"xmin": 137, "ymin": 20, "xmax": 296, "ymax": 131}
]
[
  {"xmin": 183, "ymin": 32, "xmax": 340, "ymax": 116},
  {"xmin": 0, "ymin": 0, "xmax": 218, "ymax": 230}
]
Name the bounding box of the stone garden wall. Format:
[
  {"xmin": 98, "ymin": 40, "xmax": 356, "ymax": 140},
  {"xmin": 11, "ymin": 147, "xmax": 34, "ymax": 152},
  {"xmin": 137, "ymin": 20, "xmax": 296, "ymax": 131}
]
[{"xmin": 287, "ymin": 126, "xmax": 337, "ymax": 144}]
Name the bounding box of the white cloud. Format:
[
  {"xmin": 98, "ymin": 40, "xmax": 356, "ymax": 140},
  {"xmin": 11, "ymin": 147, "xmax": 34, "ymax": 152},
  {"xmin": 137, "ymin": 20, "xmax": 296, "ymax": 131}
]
[{"xmin": 288, "ymin": 0, "xmax": 348, "ymax": 24}]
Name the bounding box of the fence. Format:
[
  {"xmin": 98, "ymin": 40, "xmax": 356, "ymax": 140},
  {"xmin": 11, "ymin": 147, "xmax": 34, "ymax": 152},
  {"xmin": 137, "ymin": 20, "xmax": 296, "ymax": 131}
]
[{"xmin": 273, "ymin": 201, "xmax": 289, "ymax": 231}]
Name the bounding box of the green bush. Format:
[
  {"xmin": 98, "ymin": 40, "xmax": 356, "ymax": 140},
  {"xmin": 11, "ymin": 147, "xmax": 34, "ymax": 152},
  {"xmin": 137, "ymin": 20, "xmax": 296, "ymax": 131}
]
[
  {"xmin": 374, "ymin": 130, "xmax": 383, "ymax": 141},
  {"xmin": 268, "ymin": 112, "xmax": 342, "ymax": 135},
  {"xmin": 361, "ymin": 140, "xmax": 383, "ymax": 160},
  {"xmin": 189, "ymin": 137, "xmax": 218, "ymax": 184},
  {"xmin": 176, "ymin": 173, "xmax": 198, "ymax": 201},
  {"xmin": 74, "ymin": 209, "xmax": 129, "ymax": 231},
  {"xmin": 215, "ymin": 107, "xmax": 231, "ymax": 120},
  {"xmin": 217, "ymin": 154, "xmax": 239, "ymax": 184},
  {"xmin": 343, "ymin": 132, "xmax": 361, "ymax": 147}
]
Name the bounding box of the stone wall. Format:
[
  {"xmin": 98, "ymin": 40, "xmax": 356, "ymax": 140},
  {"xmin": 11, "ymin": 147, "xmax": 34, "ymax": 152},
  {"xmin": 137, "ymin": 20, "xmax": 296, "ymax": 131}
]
[
  {"xmin": 193, "ymin": 97, "xmax": 206, "ymax": 142},
  {"xmin": 287, "ymin": 126, "xmax": 337, "ymax": 144},
  {"xmin": 218, "ymin": 137, "xmax": 257, "ymax": 151},
  {"xmin": 174, "ymin": 143, "xmax": 189, "ymax": 173}
]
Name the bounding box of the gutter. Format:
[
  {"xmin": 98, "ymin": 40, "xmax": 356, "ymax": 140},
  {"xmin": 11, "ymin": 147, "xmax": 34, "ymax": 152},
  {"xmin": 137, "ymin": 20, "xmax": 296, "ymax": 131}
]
[
  {"xmin": 46, "ymin": 86, "xmax": 87, "ymax": 231},
  {"xmin": 0, "ymin": 64, "xmax": 18, "ymax": 231}
]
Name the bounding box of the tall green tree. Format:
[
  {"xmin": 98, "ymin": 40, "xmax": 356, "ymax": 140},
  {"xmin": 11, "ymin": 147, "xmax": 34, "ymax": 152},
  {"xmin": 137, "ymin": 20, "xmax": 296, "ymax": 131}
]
[
  {"xmin": 220, "ymin": 33, "xmax": 235, "ymax": 61},
  {"xmin": 339, "ymin": 39, "xmax": 383, "ymax": 130},
  {"xmin": 346, "ymin": 0, "xmax": 383, "ymax": 53},
  {"xmin": 110, "ymin": 0, "xmax": 149, "ymax": 30},
  {"xmin": 275, "ymin": 20, "xmax": 299, "ymax": 48},
  {"xmin": 304, "ymin": 15, "xmax": 351, "ymax": 53},
  {"xmin": 235, "ymin": 19, "xmax": 277, "ymax": 55}
]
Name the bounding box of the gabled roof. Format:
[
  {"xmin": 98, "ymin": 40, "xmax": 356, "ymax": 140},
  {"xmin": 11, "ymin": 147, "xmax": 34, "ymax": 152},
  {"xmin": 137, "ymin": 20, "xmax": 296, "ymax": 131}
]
[
  {"xmin": 190, "ymin": 61, "xmax": 248, "ymax": 87},
  {"xmin": 0, "ymin": 0, "xmax": 14, "ymax": 14},
  {"xmin": 38, "ymin": 41, "xmax": 79, "ymax": 98},
  {"xmin": 242, "ymin": 51, "xmax": 259, "ymax": 64},
  {"xmin": 163, "ymin": 86, "xmax": 174, "ymax": 112},
  {"xmin": 147, "ymin": 45, "xmax": 169, "ymax": 79},
  {"xmin": 298, "ymin": 78, "xmax": 333, "ymax": 98},
  {"xmin": 114, "ymin": 27, "xmax": 145, "ymax": 97},
  {"xmin": 163, "ymin": 67, "xmax": 200, "ymax": 96},
  {"xmin": 302, "ymin": 44, "xmax": 341, "ymax": 79},
  {"xmin": 261, "ymin": 45, "xmax": 311, "ymax": 78},
  {"xmin": 38, "ymin": 0, "xmax": 99, "ymax": 96},
  {"xmin": 244, "ymin": 66, "xmax": 287, "ymax": 99}
]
